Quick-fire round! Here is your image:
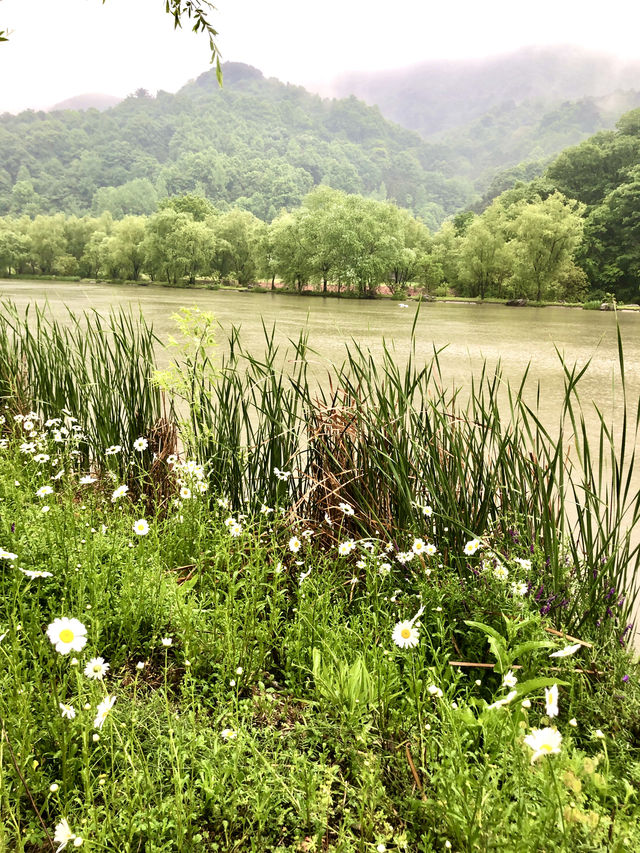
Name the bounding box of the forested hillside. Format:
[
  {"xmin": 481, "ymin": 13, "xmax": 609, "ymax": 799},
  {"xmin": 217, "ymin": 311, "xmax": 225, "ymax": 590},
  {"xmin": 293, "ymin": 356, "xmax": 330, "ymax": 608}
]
[
  {"xmin": 0, "ymin": 62, "xmax": 471, "ymax": 228},
  {"xmin": 1, "ymin": 108, "xmax": 638, "ymax": 302}
]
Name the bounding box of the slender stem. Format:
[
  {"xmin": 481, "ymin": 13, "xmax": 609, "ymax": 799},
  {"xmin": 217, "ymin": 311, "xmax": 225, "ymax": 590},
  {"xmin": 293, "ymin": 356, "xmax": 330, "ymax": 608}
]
[{"xmin": 548, "ymin": 757, "xmax": 567, "ymax": 847}]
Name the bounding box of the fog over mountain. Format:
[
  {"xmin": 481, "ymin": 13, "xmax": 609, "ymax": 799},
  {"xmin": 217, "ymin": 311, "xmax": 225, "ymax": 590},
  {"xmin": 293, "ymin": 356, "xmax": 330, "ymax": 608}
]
[
  {"xmin": 50, "ymin": 94, "xmax": 123, "ymax": 113},
  {"xmin": 333, "ymin": 46, "xmax": 640, "ymax": 137}
]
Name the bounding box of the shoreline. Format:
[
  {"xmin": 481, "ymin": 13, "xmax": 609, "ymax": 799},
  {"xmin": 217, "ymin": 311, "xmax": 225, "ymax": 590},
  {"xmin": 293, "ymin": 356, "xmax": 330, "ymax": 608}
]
[{"xmin": 1, "ymin": 275, "xmax": 638, "ymax": 311}]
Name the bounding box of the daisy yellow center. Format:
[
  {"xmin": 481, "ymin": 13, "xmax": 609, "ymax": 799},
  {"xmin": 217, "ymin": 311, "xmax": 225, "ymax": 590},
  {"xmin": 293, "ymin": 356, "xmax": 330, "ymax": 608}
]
[
  {"xmin": 401, "ymin": 628, "xmax": 411, "ymax": 639},
  {"xmin": 59, "ymin": 629, "xmax": 74, "ymax": 643},
  {"xmin": 541, "ymin": 743, "xmax": 553, "ymax": 752}
]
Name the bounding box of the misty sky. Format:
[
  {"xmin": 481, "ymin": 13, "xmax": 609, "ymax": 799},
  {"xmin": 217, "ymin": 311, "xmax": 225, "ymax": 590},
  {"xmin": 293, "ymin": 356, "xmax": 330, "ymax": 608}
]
[{"xmin": 1, "ymin": 0, "xmax": 640, "ymax": 113}]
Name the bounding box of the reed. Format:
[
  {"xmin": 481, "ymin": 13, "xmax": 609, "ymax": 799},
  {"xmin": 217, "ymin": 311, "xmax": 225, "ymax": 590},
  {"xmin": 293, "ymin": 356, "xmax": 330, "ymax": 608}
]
[
  {"xmin": 0, "ymin": 300, "xmax": 174, "ymax": 473},
  {"xmin": 1, "ymin": 298, "xmax": 637, "ymax": 636}
]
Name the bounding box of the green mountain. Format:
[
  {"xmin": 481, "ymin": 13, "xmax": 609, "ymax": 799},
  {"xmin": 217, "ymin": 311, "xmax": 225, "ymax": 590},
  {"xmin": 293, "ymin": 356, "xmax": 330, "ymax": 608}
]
[
  {"xmin": 3, "ymin": 54, "xmax": 639, "ymax": 229},
  {"xmin": 0, "ymin": 62, "xmax": 471, "ymax": 228}
]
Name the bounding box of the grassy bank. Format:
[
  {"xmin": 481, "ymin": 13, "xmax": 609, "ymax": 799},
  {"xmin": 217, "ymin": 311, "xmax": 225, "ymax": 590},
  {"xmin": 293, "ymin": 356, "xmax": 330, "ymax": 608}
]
[
  {"xmin": 4, "ymin": 275, "xmax": 635, "ymax": 310},
  {"xmin": 1, "ymin": 302, "xmax": 640, "ymax": 850}
]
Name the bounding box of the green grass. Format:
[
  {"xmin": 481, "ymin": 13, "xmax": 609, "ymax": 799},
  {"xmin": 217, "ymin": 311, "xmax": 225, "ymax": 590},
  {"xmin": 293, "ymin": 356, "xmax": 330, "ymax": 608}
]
[{"xmin": 1, "ymin": 303, "xmax": 640, "ymax": 850}]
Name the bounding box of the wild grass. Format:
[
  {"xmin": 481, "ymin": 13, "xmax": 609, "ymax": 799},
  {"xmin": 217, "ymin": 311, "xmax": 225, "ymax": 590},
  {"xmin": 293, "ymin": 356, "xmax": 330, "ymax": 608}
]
[
  {"xmin": 0, "ymin": 412, "xmax": 639, "ymax": 851},
  {"xmin": 0, "ymin": 300, "xmax": 175, "ymax": 478},
  {"xmin": 2, "ymin": 298, "xmax": 639, "ymax": 640},
  {"xmin": 172, "ymin": 312, "xmax": 639, "ymax": 640}
]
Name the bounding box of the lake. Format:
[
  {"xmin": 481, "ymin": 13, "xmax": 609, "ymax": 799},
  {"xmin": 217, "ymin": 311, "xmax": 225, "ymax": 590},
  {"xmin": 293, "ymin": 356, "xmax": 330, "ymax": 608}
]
[{"xmin": 2, "ymin": 281, "xmax": 639, "ymax": 412}]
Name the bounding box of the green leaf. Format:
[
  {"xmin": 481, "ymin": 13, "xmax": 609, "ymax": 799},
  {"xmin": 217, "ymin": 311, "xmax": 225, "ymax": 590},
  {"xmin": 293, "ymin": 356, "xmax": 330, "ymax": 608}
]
[
  {"xmin": 464, "ymin": 620, "xmax": 505, "ymax": 645},
  {"xmin": 514, "ymin": 677, "xmax": 570, "ymax": 698},
  {"xmin": 508, "ymin": 639, "xmax": 556, "ymax": 662}
]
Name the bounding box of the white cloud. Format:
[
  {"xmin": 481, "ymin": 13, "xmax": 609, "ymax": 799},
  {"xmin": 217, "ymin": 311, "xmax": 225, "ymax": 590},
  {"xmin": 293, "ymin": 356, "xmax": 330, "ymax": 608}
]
[{"xmin": 1, "ymin": 0, "xmax": 639, "ymax": 112}]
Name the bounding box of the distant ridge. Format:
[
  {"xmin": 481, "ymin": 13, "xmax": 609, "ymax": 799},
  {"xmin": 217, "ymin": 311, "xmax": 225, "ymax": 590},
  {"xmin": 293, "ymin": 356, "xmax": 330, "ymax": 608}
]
[
  {"xmin": 50, "ymin": 93, "xmax": 123, "ymax": 112},
  {"xmin": 334, "ymin": 46, "xmax": 640, "ymax": 137}
]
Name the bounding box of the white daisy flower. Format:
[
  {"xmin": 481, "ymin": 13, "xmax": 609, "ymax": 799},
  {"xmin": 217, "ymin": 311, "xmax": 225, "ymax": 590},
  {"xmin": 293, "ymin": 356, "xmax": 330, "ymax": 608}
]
[
  {"xmin": 229, "ymin": 522, "xmax": 242, "ymax": 537},
  {"xmin": 59, "ymin": 702, "xmax": 76, "ymax": 720},
  {"xmin": 396, "ymin": 551, "xmax": 414, "ymax": 564},
  {"xmin": 412, "ymin": 538, "xmax": 426, "ymax": 555},
  {"xmin": 524, "ymin": 727, "xmax": 562, "ymax": 763},
  {"xmin": 427, "ymin": 684, "xmax": 444, "ymax": 697},
  {"xmin": 93, "ymin": 695, "xmax": 116, "ymax": 729},
  {"xmin": 288, "ymin": 536, "xmax": 302, "ymax": 553},
  {"xmin": 392, "ymin": 606, "xmax": 424, "ymax": 648},
  {"xmin": 338, "ymin": 502, "xmax": 354, "ymax": 516},
  {"xmin": 545, "ymin": 684, "xmax": 559, "ymax": 718},
  {"xmin": 493, "ymin": 564, "xmax": 509, "ymax": 581},
  {"xmin": 46, "ymin": 618, "xmax": 88, "ymax": 655},
  {"xmin": 338, "ymin": 539, "xmax": 356, "ymax": 556},
  {"xmin": 392, "ymin": 620, "xmax": 420, "ymax": 648},
  {"xmin": 111, "ymin": 485, "xmax": 128, "ymax": 502},
  {"xmin": 105, "ymin": 445, "xmax": 122, "ymax": 455},
  {"xmin": 84, "ymin": 657, "xmax": 110, "ymax": 680},
  {"xmin": 133, "ymin": 519, "xmax": 150, "ymax": 536},
  {"xmin": 221, "ymin": 728, "xmax": 237, "ymax": 740},
  {"xmin": 502, "ymin": 670, "xmax": 518, "ymax": 688},
  {"xmin": 511, "ymin": 581, "xmax": 528, "ymax": 597},
  {"xmin": 424, "ymin": 543, "xmax": 437, "ymax": 556},
  {"xmin": 464, "ymin": 538, "xmax": 481, "ymax": 556},
  {"xmin": 54, "ymin": 818, "xmax": 75, "ymax": 851},
  {"xmin": 78, "ymin": 475, "xmax": 96, "ymax": 485},
  {"xmin": 20, "ymin": 568, "xmax": 53, "ymax": 578},
  {"xmin": 133, "ymin": 437, "xmax": 148, "ymax": 452},
  {"xmin": 513, "ymin": 557, "xmax": 532, "ymax": 571},
  {"xmin": 179, "ymin": 486, "xmax": 192, "ymax": 500},
  {"xmin": 0, "ymin": 548, "xmax": 18, "ymax": 561},
  {"xmin": 36, "ymin": 485, "xmax": 54, "ymax": 498},
  {"xmin": 33, "ymin": 453, "xmax": 50, "ymax": 463},
  {"xmin": 273, "ymin": 466, "xmax": 292, "ymax": 481},
  {"xmin": 161, "ymin": 637, "xmax": 172, "ymax": 647},
  {"xmin": 549, "ymin": 642, "xmax": 581, "ymax": 658}
]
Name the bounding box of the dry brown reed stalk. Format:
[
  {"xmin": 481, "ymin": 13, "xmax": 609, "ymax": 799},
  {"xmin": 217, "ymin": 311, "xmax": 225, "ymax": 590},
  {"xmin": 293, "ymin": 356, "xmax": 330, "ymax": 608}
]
[
  {"xmin": 140, "ymin": 415, "xmax": 179, "ymax": 510},
  {"xmin": 305, "ymin": 393, "xmax": 397, "ymax": 537}
]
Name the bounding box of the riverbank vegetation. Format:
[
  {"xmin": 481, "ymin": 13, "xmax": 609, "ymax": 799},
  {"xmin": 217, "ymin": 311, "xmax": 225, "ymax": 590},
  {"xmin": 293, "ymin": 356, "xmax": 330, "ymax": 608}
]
[
  {"xmin": 1, "ymin": 303, "xmax": 640, "ymax": 850},
  {"xmin": 2, "ymin": 102, "xmax": 640, "ymax": 304},
  {"xmin": 0, "ymin": 186, "xmax": 596, "ymax": 304}
]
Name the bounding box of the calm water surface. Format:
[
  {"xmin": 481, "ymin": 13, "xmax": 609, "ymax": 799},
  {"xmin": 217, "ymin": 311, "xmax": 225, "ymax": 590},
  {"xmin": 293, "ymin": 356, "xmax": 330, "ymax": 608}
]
[{"xmin": 2, "ymin": 281, "xmax": 639, "ymax": 410}]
